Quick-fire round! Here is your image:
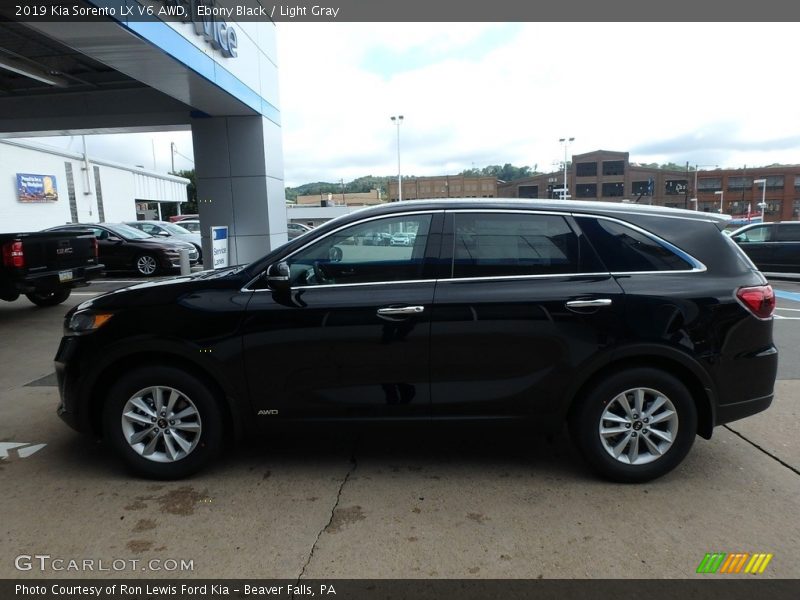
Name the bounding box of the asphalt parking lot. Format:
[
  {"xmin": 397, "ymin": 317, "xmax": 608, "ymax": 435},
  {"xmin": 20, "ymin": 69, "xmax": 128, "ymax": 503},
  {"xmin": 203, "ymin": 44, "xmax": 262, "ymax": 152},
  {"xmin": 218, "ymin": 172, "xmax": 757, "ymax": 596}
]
[{"xmin": 1, "ymin": 276, "xmax": 799, "ymax": 579}]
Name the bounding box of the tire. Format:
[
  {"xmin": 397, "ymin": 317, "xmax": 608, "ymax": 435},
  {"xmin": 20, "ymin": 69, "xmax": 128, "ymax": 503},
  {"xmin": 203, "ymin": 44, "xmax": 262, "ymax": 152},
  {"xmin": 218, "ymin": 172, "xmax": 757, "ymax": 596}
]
[
  {"xmin": 102, "ymin": 366, "xmax": 223, "ymax": 479},
  {"xmin": 568, "ymin": 368, "xmax": 697, "ymax": 483},
  {"xmin": 25, "ymin": 288, "xmax": 71, "ymax": 307},
  {"xmin": 134, "ymin": 253, "xmax": 160, "ymax": 276}
]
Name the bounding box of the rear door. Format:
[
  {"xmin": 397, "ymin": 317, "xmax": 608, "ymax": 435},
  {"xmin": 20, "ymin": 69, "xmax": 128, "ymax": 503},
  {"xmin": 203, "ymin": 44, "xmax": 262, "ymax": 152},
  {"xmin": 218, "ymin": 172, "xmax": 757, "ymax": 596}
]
[{"xmin": 429, "ymin": 210, "xmax": 625, "ymax": 419}]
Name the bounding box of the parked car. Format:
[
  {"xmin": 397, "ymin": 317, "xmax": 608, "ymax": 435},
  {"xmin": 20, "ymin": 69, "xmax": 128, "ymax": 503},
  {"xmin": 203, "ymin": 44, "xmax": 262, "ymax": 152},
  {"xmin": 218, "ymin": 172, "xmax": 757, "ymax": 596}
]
[
  {"xmin": 390, "ymin": 232, "xmax": 413, "ymax": 246},
  {"xmin": 730, "ymin": 221, "xmax": 800, "ymax": 273},
  {"xmin": 55, "ymin": 200, "xmax": 776, "ymax": 481},
  {"xmin": 168, "ymin": 214, "xmax": 198, "ymax": 223},
  {"xmin": 288, "ymin": 222, "xmax": 313, "ymax": 240},
  {"xmin": 46, "ymin": 223, "xmax": 198, "ymax": 276},
  {"xmin": 176, "ymin": 219, "xmax": 200, "ymax": 234},
  {"xmin": 1, "ymin": 230, "xmax": 103, "ymax": 306},
  {"xmin": 125, "ymin": 220, "xmax": 202, "ymax": 260}
]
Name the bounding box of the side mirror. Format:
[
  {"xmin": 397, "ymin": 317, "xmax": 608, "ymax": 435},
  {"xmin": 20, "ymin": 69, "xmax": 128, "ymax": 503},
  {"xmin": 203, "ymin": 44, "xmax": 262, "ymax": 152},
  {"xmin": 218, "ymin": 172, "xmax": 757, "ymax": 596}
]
[
  {"xmin": 107, "ymin": 235, "xmax": 122, "ymax": 243},
  {"xmin": 156, "ymin": 231, "xmax": 170, "ymax": 237},
  {"xmin": 266, "ymin": 261, "xmax": 291, "ymax": 293}
]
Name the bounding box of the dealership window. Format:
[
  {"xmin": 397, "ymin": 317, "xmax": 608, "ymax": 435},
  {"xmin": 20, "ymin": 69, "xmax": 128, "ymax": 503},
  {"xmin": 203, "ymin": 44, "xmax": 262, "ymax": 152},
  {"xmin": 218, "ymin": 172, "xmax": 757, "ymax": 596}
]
[
  {"xmin": 664, "ymin": 180, "xmax": 688, "ymax": 196},
  {"xmin": 602, "ymin": 182, "xmax": 624, "ymax": 197},
  {"xmin": 576, "ymin": 162, "xmax": 597, "ymax": 177},
  {"xmin": 452, "ymin": 213, "xmax": 580, "ymax": 278},
  {"xmin": 285, "ymin": 214, "xmax": 432, "ymax": 286},
  {"xmin": 576, "ymin": 183, "xmax": 597, "ymax": 198},
  {"xmin": 519, "ymin": 185, "xmax": 538, "ymax": 198},
  {"xmin": 697, "ymin": 178, "xmax": 722, "ymax": 192},
  {"xmin": 794, "ymin": 199, "xmax": 800, "ymax": 217},
  {"xmin": 765, "ymin": 200, "xmax": 782, "ymax": 215},
  {"xmin": 697, "ymin": 201, "xmax": 717, "ymax": 213},
  {"xmin": 632, "ymin": 181, "xmax": 650, "ymax": 195},
  {"xmin": 795, "ymin": 177, "xmax": 800, "ymax": 192},
  {"xmin": 575, "ymin": 217, "xmax": 693, "ymax": 272},
  {"xmin": 602, "ymin": 160, "xmax": 625, "ymax": 176},
  {"xmin": 727, "ymin": 176, "xmax": 753, "ymax": 191}
]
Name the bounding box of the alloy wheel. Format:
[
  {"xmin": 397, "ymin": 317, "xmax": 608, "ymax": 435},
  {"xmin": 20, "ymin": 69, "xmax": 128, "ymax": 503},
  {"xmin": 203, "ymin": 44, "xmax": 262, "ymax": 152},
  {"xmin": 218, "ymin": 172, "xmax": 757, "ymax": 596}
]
[
  {"xmin": 136, "ymin": 255, "xmax": 158, "ymax": 275},
  {"xmin": 120, "ymin": 386, "xmax": 202, "ymax": 463},
  {"xmin": 598, "ymin": 387, "xmax": 679, "ymax": 465}
]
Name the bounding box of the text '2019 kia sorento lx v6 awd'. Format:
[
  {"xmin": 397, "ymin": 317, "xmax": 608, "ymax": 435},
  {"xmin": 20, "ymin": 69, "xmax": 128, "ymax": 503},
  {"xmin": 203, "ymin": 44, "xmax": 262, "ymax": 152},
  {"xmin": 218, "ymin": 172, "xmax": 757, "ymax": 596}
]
[{"xmin": 55, "ymin": 200, "xmax": 777, "ymax": 482}]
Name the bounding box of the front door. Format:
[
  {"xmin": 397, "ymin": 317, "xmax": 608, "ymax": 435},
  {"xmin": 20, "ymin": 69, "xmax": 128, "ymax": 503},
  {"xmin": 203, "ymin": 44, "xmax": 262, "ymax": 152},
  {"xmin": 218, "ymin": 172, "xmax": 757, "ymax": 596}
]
[{"xmin": 242, "ymin": 212, "xmax": 442, "ymax": 421}]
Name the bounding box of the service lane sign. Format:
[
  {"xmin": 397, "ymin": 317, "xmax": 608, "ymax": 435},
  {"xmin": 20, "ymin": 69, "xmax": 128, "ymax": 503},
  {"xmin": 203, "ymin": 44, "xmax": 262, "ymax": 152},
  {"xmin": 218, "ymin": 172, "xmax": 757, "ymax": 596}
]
[{"xmin": 211, "ymin": 226, "xmax": 229, "ymax": 269}]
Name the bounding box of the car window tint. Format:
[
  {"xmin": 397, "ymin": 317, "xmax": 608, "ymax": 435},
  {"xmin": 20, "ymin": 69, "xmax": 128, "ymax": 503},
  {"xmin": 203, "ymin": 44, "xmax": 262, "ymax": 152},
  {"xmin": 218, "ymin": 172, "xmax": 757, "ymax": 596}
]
[
  {"xmin": 576, "ymin": 217, "xmax": 692, "ymax": 272},
  {"xmin": 286, "ymin": 214, "xmax": 432, "ymax": 286},
  {"xmin": 453, "ymin": 213, "xmax": 579, "ymax": 278},
  {"xmin": 776, "ymin": 225, "xmax": 800, "ymax": 242}
]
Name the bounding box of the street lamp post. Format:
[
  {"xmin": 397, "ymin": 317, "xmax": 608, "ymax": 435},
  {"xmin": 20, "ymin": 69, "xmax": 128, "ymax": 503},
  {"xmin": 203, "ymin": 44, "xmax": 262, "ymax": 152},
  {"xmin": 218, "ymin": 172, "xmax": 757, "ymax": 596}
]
[
  {"xmin": 690, "ymin": 163, "xmax": 718, "ymax": 210},
  {"xmin": 390, "ymin": 115, "xmax": 404, "ymax": 201},
  {"xmin": 753, "ymin": 178, "xmax": 767, "ymax": 222},
  {"xmin": 714, "ymin": 190, "xmax": 724, "ymax": 214},
  {"xmin": 558, "ymin": 137, "xmax": 574, "ymax": 200}
]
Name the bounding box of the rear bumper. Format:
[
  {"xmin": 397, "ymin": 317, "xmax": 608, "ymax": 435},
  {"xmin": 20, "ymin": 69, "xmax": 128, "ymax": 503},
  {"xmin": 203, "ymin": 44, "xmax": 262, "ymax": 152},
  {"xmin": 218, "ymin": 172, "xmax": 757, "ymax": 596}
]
[
  {"xmin": 11, "ymin": 264, "xmax": 104, "ymax": 293},
  {"xmin": 715, "ymin": 393, "xmax": 774, "ymax": 426}
]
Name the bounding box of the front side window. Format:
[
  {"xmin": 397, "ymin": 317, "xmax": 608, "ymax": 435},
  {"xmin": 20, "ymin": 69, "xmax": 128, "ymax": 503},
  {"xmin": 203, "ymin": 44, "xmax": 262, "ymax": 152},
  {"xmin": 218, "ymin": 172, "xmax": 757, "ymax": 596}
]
[
  {"xmin": 286, "ymin": 214, "xmax": 432, "ymax": 286},
  {"xmin": 576, "ymin": 217, "xmax": 693, "ymax": 272},
  {"xmin": 733, "ymin": 225, "xmax": 770, "ymax": 243},
  {"xmin": 452, "ymin": 213, "xmax": 580, "ymax": 278}
]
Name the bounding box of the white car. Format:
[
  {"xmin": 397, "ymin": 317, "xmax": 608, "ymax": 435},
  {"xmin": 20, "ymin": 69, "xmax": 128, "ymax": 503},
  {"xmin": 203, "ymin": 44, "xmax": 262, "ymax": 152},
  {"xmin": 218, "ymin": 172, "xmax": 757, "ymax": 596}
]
[
  {"xmin": 390, "ymin": 232, "xmax": 417, "ymax": 246},
  {"xmin": 126, "ymin": 220, "xmax": 203, "ymax": 259}
]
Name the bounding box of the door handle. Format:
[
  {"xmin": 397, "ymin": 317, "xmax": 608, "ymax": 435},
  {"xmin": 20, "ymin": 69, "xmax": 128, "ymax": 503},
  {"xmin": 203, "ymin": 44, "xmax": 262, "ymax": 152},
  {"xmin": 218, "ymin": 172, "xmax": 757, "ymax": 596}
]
[
  {"xmin": 377, "ymin": 306, "xmax": 425, "ymax": 317},
  {"xmin": 565, "ymin": 298, "xmax": 613, "ymax": 309}
]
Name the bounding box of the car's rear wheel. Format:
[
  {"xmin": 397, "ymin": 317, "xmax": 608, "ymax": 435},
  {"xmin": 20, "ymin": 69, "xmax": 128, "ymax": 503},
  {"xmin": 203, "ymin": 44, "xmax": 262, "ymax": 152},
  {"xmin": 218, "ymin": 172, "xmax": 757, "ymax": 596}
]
[
  {"xmin": 25, "ymin": 288, "xmax": 71, "ymax": 307},
  {"xmin": 102, "ymin": 366, "xmax": 223, "ymax": 479},
  {"xmin": 134, "ymin": 253, "xmax": 159, "ymax": 276},
  {"xmin": 569, "ymin": 368, "xmax": 697, "ymax": 483}
]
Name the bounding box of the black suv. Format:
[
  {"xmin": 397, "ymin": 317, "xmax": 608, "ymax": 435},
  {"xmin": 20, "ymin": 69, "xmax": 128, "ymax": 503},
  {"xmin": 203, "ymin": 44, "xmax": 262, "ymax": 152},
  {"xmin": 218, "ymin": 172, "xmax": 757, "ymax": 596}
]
[{"xmin": 55, "ymin": 200, "xmax": 777, "ymax": 482}]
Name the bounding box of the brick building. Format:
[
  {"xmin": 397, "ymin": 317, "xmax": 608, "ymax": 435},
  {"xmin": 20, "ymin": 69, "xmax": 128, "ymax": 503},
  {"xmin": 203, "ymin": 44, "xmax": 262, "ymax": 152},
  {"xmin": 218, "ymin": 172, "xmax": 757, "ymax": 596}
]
[
  {"xmin": 387, "ymin": 175, "xmax": 497, "ymax": 201},
  {"xmin": 498, "ymin": 149, "xmax": 800, "ymax": 222}
]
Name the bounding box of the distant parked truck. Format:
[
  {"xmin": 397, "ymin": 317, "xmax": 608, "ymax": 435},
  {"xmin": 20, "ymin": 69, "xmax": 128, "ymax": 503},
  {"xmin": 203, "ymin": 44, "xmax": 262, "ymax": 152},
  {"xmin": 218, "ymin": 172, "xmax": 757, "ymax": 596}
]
[{"xmin": 0, "ymin": 230, "xmax": 104, "ymax": 306}]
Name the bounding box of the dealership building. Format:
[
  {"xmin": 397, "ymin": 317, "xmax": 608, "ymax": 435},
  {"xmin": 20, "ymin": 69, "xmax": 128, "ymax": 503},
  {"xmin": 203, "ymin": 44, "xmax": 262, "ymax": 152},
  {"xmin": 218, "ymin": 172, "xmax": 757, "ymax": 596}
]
[
  {"xmin": 0, "ymin": 3, "xmax": 285, "ymax": 267},
  {"xmin": 1, "ymin": 138, "xmax": 189, "ymax": 233}
]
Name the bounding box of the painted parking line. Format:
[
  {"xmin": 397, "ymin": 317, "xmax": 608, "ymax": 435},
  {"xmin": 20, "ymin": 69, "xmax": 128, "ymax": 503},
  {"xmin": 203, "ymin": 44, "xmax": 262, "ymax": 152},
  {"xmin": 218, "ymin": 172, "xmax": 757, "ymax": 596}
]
[
  {"xmin": 775, "ymin": 290, "xmax": 800, "ymax": 303},
  {"xmin": 0, "ymin": 442, "xmax": 46, "ymax": 460},
  {"xmin": 70, "ymin": 292, "xmax": 101, "ymax": 296}
]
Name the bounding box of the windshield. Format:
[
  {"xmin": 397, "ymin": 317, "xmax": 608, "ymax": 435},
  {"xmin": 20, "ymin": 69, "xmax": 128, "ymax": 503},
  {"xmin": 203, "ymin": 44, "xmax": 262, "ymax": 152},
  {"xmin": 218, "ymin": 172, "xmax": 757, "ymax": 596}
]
[
  {"xmin": 105, "ymin": 223, "xmax": 153, "ymax": 239},
  {"xmin": 164, "ymin": 223, "xmax": 192, "ymax": 235}
]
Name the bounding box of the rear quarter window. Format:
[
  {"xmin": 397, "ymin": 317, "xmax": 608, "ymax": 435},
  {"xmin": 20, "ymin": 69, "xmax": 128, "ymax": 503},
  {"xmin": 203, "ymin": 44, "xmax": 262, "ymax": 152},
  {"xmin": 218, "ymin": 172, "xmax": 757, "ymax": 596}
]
[{"xmin": 575, "ymin": 217, "xmax": 693, "ymax": 272}]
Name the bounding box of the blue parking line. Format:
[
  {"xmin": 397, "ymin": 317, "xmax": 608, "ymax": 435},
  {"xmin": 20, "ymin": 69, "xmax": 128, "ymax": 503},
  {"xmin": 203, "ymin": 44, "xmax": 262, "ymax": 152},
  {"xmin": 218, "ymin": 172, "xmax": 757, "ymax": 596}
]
[{"xmin": 775, "ymin": 290, "xmax": 800, "ymax": 303}]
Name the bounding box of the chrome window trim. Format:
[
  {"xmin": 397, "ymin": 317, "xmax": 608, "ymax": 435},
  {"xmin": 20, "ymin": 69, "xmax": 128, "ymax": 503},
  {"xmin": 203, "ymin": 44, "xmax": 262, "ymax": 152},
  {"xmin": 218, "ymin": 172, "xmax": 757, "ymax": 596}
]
[
  {"xmin": 240, "ymin": 207, "xmax": 708, "ymax": 293},
  {"xmin": 241, "ymin": 210, "xmax": 442, "ymax": 292}
]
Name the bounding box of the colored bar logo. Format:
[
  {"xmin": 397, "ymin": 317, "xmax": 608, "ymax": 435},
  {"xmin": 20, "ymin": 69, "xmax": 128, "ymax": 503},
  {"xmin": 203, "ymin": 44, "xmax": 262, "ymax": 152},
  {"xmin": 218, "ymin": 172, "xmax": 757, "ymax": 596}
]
[{"xmin": 696, "ymin": 552, "xmax": 773, "ymax": 574}]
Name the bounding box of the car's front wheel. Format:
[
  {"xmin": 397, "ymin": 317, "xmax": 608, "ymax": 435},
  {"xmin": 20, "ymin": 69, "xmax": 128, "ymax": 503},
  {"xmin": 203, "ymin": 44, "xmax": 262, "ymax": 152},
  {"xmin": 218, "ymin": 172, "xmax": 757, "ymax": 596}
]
[
  {"xmin": 134, "ymin": 253, "xmax": 159, "ymax": 276},
  {"xmin": 569, "ymin": 368, "xmax": 697, "ymax": 483},
  {"xmin": 102, "ymin": 366, "xmax": 223, "ymax": 479}
]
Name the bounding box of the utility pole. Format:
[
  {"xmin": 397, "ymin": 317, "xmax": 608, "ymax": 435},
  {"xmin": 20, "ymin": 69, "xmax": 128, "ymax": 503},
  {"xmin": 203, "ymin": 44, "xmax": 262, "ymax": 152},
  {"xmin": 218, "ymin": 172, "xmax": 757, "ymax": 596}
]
[{"xmin": 170, "ymin": 142, "xmax": 175, "ymax": 173}]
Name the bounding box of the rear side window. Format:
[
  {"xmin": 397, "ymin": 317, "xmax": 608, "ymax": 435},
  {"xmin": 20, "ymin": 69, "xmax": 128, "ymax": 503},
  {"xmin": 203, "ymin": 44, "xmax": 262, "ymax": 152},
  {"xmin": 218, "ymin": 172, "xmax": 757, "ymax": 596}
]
[
  {"xmin": 776, "ymin": 225, "xmax": 800, "ymax": 242},
  {"xmin": 576, "ymin": 217, "xmax": 693, "ymax": 272},
  {"xmin": 453, "ymin": 213, "xmax": 580, "ymax": 277}
]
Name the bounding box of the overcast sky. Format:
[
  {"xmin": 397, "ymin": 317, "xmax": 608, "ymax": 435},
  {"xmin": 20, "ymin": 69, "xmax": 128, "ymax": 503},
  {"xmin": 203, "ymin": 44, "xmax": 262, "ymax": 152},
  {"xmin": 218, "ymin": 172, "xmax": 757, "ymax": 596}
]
[{"xmin": 25, "ymin": 22, "xmax": 800, "ymax": 188}]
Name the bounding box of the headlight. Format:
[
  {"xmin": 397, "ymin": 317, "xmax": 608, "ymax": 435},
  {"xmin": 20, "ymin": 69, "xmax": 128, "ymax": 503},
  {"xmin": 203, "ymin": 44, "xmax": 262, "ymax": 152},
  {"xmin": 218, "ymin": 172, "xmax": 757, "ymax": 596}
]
[{"xmin": 68, "ymin": 311, "xmax": 114, "ymax": 333}]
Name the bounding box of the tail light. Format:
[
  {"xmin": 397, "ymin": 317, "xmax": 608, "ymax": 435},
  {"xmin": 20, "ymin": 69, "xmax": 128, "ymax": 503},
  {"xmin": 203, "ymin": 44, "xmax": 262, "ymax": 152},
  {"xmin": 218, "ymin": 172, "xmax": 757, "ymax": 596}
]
[
  {"xmin": 2, "ymin": 240, "xmax": 24, "ymax": 268},
  {"xmin": 736, "ymin": 285, "xmax": 775, "ymax": 320},
  {"xmin": 92, "ymin": 237, "xmax": 99, "ymax": 260}
]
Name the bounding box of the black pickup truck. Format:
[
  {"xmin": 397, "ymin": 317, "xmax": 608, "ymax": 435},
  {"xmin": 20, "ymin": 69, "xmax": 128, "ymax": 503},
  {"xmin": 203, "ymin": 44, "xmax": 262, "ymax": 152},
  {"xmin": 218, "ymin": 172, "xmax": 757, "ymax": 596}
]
[{"xmin": 1, "ymin": 230, "xmax": 104, "ymax": 306}]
